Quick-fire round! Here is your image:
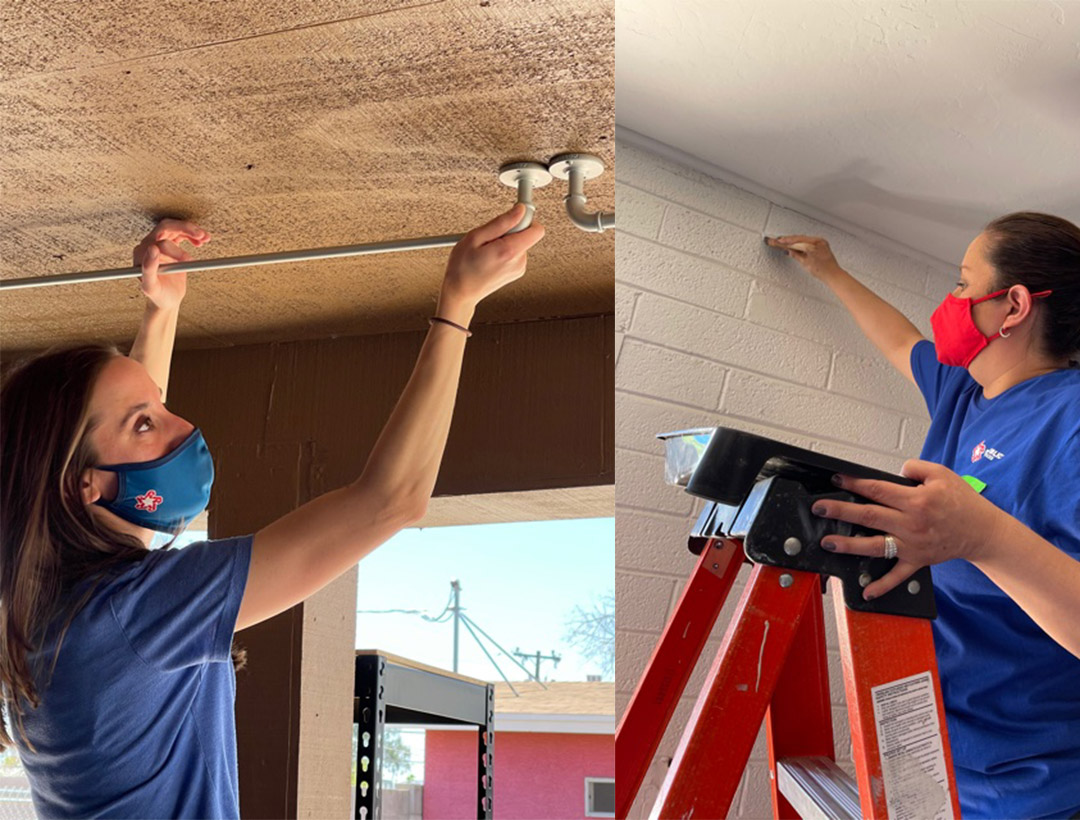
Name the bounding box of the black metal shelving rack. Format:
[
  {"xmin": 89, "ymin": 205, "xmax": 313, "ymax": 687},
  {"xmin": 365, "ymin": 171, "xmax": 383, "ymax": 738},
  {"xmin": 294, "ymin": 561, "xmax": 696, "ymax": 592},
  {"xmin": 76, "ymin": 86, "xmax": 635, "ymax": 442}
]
[{"xmin": 354, "ymin": 650, "xmax": 494, "ymax": 819}]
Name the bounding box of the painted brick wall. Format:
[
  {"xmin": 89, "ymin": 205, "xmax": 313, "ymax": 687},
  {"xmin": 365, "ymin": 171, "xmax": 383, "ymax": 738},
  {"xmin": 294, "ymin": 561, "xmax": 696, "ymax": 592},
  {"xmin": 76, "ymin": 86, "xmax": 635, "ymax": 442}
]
[
  {"xmin": 423, "ymin": 731, "xmax": 614, "ymax": 820},
  {"xmin": 614, "ymin": 137, "xmax": 958, "ymax": 819}
]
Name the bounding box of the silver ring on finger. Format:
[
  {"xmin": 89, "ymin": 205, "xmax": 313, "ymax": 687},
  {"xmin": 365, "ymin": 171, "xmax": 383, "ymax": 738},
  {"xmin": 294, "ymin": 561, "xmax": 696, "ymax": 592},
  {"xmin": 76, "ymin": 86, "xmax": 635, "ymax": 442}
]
[{"xmin": 883, "ymin": 534, "xmax": 899, "ymax": 561}]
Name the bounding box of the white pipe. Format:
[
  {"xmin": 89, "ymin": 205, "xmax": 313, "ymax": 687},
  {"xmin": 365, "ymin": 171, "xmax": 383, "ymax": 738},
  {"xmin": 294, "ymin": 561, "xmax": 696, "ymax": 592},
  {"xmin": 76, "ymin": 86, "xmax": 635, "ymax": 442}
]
[
  {"xmin": 565, "ymin": 165, "xmax": 616, "ymax": 234},
  {"xmin": 0, "ymin": 180, "xmax": 540, "ymax": 292},
  {"xmin": 0, "ymin": 234, "xmax": 468, "ymax": 291},
  {"xmin": 506, "ymin": 173, "xmax": 537, "ymax": 234}
]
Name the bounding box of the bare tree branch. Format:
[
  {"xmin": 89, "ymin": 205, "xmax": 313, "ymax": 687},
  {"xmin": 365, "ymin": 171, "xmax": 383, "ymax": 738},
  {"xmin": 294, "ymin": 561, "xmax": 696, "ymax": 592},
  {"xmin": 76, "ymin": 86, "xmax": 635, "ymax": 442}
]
[{"xmin": 563, "ymin": 589, "xmax": 614, "ymax": 678}]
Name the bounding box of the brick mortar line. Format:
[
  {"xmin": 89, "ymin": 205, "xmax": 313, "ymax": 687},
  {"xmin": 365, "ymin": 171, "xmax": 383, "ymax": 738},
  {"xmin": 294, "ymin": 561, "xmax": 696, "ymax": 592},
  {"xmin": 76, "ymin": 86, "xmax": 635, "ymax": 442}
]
[
  {"xmin": 617, "ymin": 177, "xmax": 772, "ymax": 237},
  {"xmin": 621, "ymin": 339, "xmax": 927, "ymax": 428},
  {"xmin": 626, "ymin": 337, "xmax": 920, "ymax": 419},
  {"xmin": 626, "ymin": 279, "xmax": 927, "ymax": 367},
  {"xmin": 613, "ymin": 503, "xmax": 701, "ymax": 524},
  {"xmin": 619, "ymin": 199, "xmax": 940, "ymax": 303},
  {"xmin": 613, "ymin": 380, "xmax": 729, "ymax": 417},
  {"xmin": 622, "ymin": 177, "xmax": 941, "ymax": 302},
  {"xmin": 615, "ymin": 500, "xmax": 697, "ymax": 519},
  {"xmin": 613, "ymin": 387, "xmax": 926, "ymax": 458},
  {"xmin": 620, "ymin": 333, "xmax": 831, "ymax": 391},
  {"xmin": 615, "ymin": 276, "xmax": 751, "ymax": 322},
  {"xmin": 615, "ymin": 496, "xmax": 695, "ymax": 516}
]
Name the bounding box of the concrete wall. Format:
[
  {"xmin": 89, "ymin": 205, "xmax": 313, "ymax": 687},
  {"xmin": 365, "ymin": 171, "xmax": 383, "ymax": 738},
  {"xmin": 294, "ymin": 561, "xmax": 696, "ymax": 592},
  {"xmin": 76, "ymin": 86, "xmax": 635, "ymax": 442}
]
[
  {"xmin": 424, "ymin": 730, "xmax": 614, "ymax": 819},
  {"xmin": 613, "ymin": 138, "xmax": 957, "ymax": 818}
]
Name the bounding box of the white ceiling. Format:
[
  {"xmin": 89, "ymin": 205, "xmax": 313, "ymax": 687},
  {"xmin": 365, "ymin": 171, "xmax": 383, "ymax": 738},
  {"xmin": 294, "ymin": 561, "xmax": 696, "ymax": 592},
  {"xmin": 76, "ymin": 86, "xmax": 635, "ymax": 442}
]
[{"xmin": 616, "ymin": 0, "xmax": 1080, "ymax": 267}]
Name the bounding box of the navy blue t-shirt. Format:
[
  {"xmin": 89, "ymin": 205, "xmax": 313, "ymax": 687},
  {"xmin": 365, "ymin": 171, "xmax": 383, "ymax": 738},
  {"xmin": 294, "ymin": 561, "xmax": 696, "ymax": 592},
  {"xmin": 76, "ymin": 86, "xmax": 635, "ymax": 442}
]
[
  {"xmin": 12, "ymin": 534, "xmax": 253, "ymax": 819},
  {"xmin": 911, "ymin": 339, "xmax": 1080, "ymax": 819}
]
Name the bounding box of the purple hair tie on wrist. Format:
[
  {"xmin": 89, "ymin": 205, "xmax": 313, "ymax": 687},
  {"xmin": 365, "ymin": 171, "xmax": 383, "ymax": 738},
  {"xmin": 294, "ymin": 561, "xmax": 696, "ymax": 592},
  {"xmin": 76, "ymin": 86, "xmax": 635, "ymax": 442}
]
[{"xmin": 428, "ymin": 316, "xmax": 473, "ymax": 337}]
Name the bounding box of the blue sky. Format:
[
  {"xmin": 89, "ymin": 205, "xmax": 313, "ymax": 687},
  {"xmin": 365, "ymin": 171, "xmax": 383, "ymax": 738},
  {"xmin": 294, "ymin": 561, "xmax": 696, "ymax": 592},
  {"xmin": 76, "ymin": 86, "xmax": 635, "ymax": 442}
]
[
  {"xmin": 173, "ymin": 517, "xmax": 615, "ymax": 683},
  {"xmin": 354, "ymin": 517, "xmax": 614, "ymax": 682}
]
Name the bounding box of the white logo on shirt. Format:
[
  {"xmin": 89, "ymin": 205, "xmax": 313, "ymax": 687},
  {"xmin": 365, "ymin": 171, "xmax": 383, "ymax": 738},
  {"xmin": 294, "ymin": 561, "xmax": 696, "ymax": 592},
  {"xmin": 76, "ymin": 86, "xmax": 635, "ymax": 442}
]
[{"xmin": 972, "ymin": 440, "xmax": 1005, "ymax": 462}]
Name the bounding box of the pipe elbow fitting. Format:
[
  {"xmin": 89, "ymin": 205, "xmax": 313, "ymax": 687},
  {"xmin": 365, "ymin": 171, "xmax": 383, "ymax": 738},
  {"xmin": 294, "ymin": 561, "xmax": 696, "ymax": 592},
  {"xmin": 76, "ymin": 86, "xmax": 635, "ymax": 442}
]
[
  {"xmin": 566, "ymin": 195, "xmax": 605, "ymax": 233},
  {"xmin": 505, "ymin": 202, "xmax": 536, "ymax": 234}
]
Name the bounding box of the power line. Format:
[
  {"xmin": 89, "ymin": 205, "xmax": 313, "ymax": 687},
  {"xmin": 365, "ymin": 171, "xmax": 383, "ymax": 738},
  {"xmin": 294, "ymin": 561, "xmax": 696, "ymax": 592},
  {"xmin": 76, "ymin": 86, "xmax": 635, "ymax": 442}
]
[
  {"xmin": 461, "ymin": 612, "xmax": 548, "ymax": 691},
  {"xmin": 459, "ymin": 614, "xmax": 519, "ymax": 697},
  {"xmin": 513, "ymin": 648, "xmax": 562, "ymax": 681},
  {"xmin": 356, "ymin": 586, "xmax": 455, "ymax": 622},
  {"xmin": 358, "ymin": 580, "xmax": 553, "ymax": 691}
]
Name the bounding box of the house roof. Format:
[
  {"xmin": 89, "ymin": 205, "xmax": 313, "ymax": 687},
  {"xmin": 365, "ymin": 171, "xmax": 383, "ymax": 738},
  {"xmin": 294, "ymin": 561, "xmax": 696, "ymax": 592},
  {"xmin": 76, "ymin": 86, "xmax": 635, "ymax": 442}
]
[{"xmin": 493, "ymin": 681, "xmax": 614, "ymax": 717}]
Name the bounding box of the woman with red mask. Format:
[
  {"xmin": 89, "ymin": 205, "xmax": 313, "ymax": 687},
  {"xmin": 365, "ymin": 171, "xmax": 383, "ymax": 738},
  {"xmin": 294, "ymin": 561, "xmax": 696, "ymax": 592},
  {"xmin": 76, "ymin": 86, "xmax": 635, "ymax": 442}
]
[{"xmin": 767, "ymin": 212, "xmax": 1080, "ymax": 820}]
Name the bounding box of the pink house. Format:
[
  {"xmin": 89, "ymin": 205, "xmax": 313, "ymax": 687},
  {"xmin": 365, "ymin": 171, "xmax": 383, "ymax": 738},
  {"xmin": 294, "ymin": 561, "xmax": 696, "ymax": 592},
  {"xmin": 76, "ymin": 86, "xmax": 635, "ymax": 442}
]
[{"xmin": 424, "ymin": 681, "xmax": 615, "ymax": 819}]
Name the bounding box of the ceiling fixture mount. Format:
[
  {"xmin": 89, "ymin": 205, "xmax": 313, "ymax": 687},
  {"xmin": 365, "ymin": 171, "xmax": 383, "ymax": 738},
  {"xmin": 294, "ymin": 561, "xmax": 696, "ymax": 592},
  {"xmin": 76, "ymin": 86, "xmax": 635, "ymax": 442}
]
[
  {"xmin": 498, "ymin": 161, "xmax": 553, "ymax": 234},
  {"xmin": 548, "ymin": 153, "xmax": 615, "ymax": 234}
]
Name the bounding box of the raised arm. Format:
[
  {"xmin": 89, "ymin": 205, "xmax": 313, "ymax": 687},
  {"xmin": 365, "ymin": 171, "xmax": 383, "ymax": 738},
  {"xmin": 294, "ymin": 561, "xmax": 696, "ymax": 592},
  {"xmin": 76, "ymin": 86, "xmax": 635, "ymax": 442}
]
[
  {"xmin": 128, "ymin": 219, "xmax": 211, "ymax": 402},
  {"xmin": 766, "ymin": 235, "xmax": 925, "ymax": 382},
  {"xmin": 235, "ymin": 205, "xmax": 543, "ymax": 632}
]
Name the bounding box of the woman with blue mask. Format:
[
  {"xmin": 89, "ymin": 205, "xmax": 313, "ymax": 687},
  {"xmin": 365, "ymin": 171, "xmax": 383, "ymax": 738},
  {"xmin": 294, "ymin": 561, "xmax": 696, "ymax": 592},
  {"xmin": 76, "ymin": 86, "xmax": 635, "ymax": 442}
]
[
  {"xmin": 0, "ymin": 206, "xmax": 544, "ymax": 819},
  {"xmin": 766, "ymin": 213, "xmax": 1080, "ymax": 820}
]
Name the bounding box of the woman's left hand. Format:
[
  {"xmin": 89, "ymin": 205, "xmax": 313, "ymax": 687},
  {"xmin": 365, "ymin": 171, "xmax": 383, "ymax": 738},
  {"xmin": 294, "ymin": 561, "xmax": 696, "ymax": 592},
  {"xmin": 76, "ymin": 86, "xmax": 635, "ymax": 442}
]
[
  {"xmin": 133, "ymin": 218, "xmax": 211, "ymax": 311},
  {"xmin": 814, "ymin": 459, "xmax": 1010, "ymax": 600}
]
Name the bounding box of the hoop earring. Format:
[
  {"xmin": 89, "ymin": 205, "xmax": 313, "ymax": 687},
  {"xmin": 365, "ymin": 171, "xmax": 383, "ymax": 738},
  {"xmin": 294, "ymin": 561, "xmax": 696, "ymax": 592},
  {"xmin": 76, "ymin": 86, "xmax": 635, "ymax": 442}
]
[{"xmin": 999, "ymin": 325, "xmax": 1011, "ymax": 338}]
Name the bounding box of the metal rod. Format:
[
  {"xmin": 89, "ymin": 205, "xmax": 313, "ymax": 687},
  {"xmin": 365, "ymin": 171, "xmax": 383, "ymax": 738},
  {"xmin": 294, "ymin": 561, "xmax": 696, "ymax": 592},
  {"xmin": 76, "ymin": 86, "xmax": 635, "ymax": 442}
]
[
  {"xmin": 1, "ymin": 165, "xmax": 555, "ymax": 293},
  {"xmin": 0, "ymin": 232, "xmax": 468, "ymax": 292},
  {"xmin": 2, "ymin": 154, "xmax": 612, "ymax": 291}
]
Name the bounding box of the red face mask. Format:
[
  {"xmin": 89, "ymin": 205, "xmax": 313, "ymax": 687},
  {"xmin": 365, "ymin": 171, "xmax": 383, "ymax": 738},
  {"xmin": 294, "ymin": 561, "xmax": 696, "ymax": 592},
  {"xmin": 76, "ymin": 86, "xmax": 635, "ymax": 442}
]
[{"xmin": 930, "ymin": 287, "xmax": 1052, "ymax": 368}]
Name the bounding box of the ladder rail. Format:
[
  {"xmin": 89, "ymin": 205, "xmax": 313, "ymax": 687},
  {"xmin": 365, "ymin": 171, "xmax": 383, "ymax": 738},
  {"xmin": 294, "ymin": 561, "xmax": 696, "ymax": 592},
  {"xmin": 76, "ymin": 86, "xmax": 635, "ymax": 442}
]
[{"xmin": 614, "ymin": 538, "xmax": 743, "ymax": 818}]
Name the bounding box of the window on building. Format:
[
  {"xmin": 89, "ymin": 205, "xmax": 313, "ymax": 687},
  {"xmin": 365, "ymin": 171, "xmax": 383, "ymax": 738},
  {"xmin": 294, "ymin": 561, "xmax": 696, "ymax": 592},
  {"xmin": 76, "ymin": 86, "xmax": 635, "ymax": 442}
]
[{"xmin": 585, "ymin": 777, "xmax": 615, "ymax": 818}]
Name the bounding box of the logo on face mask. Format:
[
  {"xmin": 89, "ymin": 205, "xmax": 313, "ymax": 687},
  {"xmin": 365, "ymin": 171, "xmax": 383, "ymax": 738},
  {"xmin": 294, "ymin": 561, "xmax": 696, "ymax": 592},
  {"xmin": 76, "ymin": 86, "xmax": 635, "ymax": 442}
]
[
  {"xmin": 135, "ymin": 490, "xmax": 164, "ymax": 512},
  {"xmin": 93, "ymin": 428, "xmax": 214, "ymax": 533}
]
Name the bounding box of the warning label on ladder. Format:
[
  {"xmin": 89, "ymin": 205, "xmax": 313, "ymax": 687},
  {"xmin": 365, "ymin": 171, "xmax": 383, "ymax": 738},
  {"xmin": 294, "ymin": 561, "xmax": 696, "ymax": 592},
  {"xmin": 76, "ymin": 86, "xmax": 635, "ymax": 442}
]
[{"xmin": 871, "ymin": 671, "xmax": 955, "ymax": 820}]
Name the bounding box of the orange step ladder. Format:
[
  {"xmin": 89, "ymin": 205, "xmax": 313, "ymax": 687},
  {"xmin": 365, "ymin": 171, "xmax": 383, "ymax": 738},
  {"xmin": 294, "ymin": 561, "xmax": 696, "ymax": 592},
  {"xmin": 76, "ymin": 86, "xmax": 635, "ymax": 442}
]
[{"xmin": 616, "ymin": 428, "xmax": 960, "ymax": 819}]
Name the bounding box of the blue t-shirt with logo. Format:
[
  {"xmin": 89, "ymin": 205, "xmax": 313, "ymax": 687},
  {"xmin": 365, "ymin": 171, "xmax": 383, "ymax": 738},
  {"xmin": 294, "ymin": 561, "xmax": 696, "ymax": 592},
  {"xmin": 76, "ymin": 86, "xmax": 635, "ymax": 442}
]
[
  {"xmin": 911, "ymin": 339, "xmax": 1080, "ymax": 819},
  {"xmin": 12, "ymin": 534, "xmax": 253, "ymax": 819}
]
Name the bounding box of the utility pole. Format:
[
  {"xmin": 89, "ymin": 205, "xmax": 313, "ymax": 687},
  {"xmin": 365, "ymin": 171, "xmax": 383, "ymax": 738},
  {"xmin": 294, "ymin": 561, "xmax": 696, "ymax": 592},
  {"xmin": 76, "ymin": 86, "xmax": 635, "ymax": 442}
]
[
  {"xmin": 451, "ymin": 580, "xmax": 462, "ymax": 673},
  {"xmin": 513, "ymin": 648, "xmax": 561, "ymax": 681}
]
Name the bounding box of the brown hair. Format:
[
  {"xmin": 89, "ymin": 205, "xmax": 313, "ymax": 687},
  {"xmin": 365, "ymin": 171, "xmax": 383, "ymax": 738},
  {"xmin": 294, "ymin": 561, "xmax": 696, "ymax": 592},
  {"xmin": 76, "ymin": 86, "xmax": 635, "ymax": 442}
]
[
  {"xmin": 984, "ymin": 211, "xmax": 1080, "ymax": 360},
  {"xmin": 1, "ymin": 343, "xmax": 245, "ymax": 754}
]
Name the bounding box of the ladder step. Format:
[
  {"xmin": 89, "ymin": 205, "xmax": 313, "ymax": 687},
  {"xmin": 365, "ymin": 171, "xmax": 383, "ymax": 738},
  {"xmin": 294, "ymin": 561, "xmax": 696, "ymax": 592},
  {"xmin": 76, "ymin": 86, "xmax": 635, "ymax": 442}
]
[{"xmin": 777, "ymin": 756, "xmax": 861, "ymax": 820}]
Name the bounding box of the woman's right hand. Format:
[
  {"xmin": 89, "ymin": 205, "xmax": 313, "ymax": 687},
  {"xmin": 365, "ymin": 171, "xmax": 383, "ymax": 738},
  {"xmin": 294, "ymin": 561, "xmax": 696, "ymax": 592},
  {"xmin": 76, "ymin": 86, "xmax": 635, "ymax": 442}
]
[
  {"xmin": 437, "ymin": 204, "xmax": 545, "ymax": 324},
  {"xmin": 765, "ymin": 234, "xmax": 841, "ymax": 280}
]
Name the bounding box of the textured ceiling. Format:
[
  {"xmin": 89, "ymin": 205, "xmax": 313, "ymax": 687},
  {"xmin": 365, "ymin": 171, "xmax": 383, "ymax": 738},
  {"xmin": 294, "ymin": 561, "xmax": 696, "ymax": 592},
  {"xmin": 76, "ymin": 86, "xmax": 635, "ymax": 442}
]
[
  {"xmin": 617, "ymin": 0, "xmax": 1080, "ymax": 266},
  {"xmin": 0, "ymin": 0, "xmax": 614, "ymax": 353}
]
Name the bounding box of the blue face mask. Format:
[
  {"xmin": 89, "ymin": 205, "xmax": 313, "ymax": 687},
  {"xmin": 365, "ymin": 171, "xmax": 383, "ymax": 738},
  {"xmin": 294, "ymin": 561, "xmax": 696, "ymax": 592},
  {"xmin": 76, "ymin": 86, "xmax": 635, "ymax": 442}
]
[{"xmin": 93, "ymin": 428, "xmax": 214, "ymax": 533}]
